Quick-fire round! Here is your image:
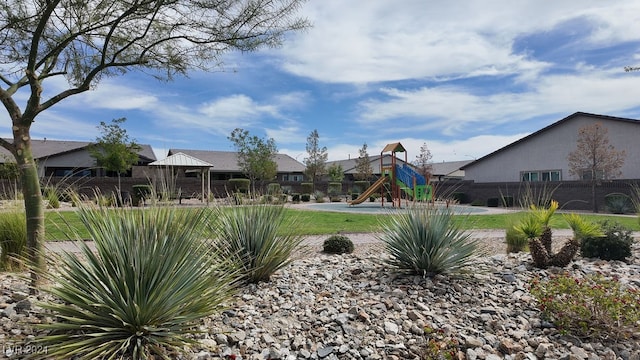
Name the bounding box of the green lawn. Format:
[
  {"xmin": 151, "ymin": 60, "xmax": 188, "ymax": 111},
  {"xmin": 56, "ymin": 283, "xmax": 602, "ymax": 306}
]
[{"xmin": 44, "ymin": 207, "xmax": 640, "ymax": 241}]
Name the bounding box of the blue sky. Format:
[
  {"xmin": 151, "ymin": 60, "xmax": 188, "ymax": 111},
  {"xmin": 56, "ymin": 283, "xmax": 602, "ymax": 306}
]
[{"xmin": 5, "ymin": 1, "xmax": 640, "ymax": 163}]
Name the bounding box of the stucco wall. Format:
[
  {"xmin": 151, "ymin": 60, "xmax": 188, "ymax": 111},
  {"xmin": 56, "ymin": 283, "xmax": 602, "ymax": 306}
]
[{"xmin": 465, "ymin": 115, "xmax": 640, "ymax": 183}]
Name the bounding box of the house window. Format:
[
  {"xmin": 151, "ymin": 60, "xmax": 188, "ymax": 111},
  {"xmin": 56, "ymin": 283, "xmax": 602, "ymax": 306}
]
[
  {"xmin": 282, "ymin": 174, "xmax": 289, "ymax": 181},
  {"xmin": 580, "ymin": 169, "xmax": 605, "ymax": 181},
  {"xmin": 521, "ymin": 170, "xmax": 561, "ymax": 182}
]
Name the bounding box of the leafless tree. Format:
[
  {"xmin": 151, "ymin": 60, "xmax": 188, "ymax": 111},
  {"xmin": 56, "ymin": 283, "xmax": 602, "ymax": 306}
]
[{"xmin": 567, "ymin": 122, "xmax": 625, "ymax": 212}]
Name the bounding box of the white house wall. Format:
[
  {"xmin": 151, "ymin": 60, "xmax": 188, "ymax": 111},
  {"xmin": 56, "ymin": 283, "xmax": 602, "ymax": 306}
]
[
  {"xmin": 465, "ymin": 114, "xmax": 640, "ymax": 183},
  {"xmin": 37, "ymin": 151, "xmax": 97, "ymax": 177}
]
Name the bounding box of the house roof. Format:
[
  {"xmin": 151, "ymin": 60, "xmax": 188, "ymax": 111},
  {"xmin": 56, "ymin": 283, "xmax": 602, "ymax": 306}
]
[
  {"xmin": 460, "ymin": 112, "xmax": 640, "ymax": 170},
  {"xmin": 431, "ymin": 160, "xmax": 472, "ymax": 177},
  {"xmin": 326, "ymin": 154, "xmax": 411, "ymax": 175},
  {"xmin": 0, "ymin": 139, "xmax": 156, "ymax": 162},
  {"xmin": 167, "ymin": 149, "xmax": 305, "ymax": 172},
  {"xmin": 149, "ymin": 152, "xmax": 213, "ymax": 168}
]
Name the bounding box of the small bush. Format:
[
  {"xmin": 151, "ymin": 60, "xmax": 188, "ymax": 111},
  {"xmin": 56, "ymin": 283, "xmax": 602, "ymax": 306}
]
[
  {"xmin": 43, "ymin": 186, "xmax": 60, "ymax": 209},
  {"xmin": 267, "ymin": 183, "xmax": 281, "ymax": 195},
  {"xmin": 605, "ymin": 193, "xmax": 633, "ymax": 214},
  {"xmin": 505, "ymin": 219, "xmax": 528, "ymax": 253},
  {"xmin": 421, "ymin": 325, "xmax": 460, "ymax": 360},
  {"xmin": 486, "ymin": 197, "xmax": 500, "ymax": 207},
  {"xmin": 0, "ymin": 210, "xmax": 26, "ymax": 271},
  {"xmin": 530, "ymin": 273, "xmax": 640, "ymax": 342},
  {"xmin": 291, "ymin": 193, "xmax": 300, "ymax": 203},
  {"xmin": 301, "ymin": 193, "xmax": 311, "ymax": 202},
  {"xmin": 228, "ymin": 178, "xmax": 250, "ymax": 193},
  {"xmin": 314, "ymin": 191, "xmax": 325, "ymax": 203},
  {"xmin": 351, "ymin": 193, "xmax": 360, "ymax": 201},
  {"xmin": 323, "ymin": 235, "xmax": 354, "ymax": 254},
  {"xmin": 327, "ymin": 182, "xmax": 342, "ymax": 197},
  {"xmin": 132, "ymin": 184, "xmax": 153, "ymax": 206},
  {"xmin": 353, "ymin": 181, "xmax": 370, "ymax": 193},
  {"xmin": 580, "ymin": 220, "xmax": 633, "ymax": 261},
  {"xmin": 470, "ymin": 199, "xmax": 484, "ymax": 206},
  {"xmin": 379, "ymin": 206, "xmax": 480, "ymax": 276}
]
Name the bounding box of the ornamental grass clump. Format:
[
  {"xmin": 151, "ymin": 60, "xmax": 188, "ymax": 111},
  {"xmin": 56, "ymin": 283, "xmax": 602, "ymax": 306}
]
[
  {"xmin": 530, "ymin": 273, "xmax": 640, "ymax": 342},
  {"xmin": 37, "ymin": 205, "xmax": 237, "ymax": 359},
  {"xmin": 0, "ymin": 209, "xmax": 26, "ymax": 271},
  {"xmin": 209, "ymin": 204, "xmax": 303, "ymax": 283},
  {"xmin": 378, "ymin": 206, "xmax": 480, "ymax": 276}
]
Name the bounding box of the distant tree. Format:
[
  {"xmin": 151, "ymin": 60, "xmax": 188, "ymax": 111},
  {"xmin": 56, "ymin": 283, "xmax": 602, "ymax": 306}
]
[
  {"xmin": 228, "ymin": 128, "xmax": 278, "ymax": 193},
  {"xmin": 0, "ymin": 0, "xmax": 307, "ymax": 288},
  {"xmin": 567, "ymin": 122, "xmax": 626, "ymax": 213},
  {"xmin": 304, "ymin": 129, "xmax": 328, "ymax": 187},
  {"xmin": 0, "ymin": 156, "xmax": 20, "ymax": 180},
  {"xmin": 89, "ymin": 118, "xmax": 141, "ymax": 190},
  {"xmin": 354, "ymin": 143, "xmax": 373, "ymax": 181},
  {"xmin": 413, "ymin": 142, "xmax": 433, "ymax": 181},
  {"xmin": 327, "ymin": 163, "xmax": 345, "ymax": 183}
]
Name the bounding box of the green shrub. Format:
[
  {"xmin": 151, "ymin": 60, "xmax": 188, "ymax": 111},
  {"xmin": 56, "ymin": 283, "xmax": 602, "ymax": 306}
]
[
  {"xmin": 43, "ymin": 186, "xmax": 60, "ymax": 209},
  {"xmin": 267, "ymin": 183, "xmax": 282, "ymax": 195},
  {"xmin": 132, "ymin": 184, "xmax": 153, "ymax": 206},
  {"xmin": 353, "ymin": 181, "xmax": 370, "ymax": 193},
  {"xmin": 327, "ymin": 182, "xmax": 342, "ymax": 197},
  {"xmin": 530, "ymin": 273, "xmax": 640, "ymax": 341},
  {"xmin": 580, "ymin": 220, "xmax": 633, "ymax": 261},
  {"xmin": 486, "ymin": 197, "xmax": 499, "ymax": 207},
  {"xmin": 379, "ymin": 206, "xmax": 479, "ymax": 276},
  {"xmin": 38, "ymin": 205, "xmax": 237, "ymax": 359},
  {"xmin": 301, "ymin": 182, "xmax": 313, "ymax": 194},
  {"xmin": 314, "ymin": 191, "xmax": 325, "ymax": 203},
  {"xmin": 228, "ymin": 178, "xmax": 250, "ymax": 193},
  {"xmin": 209, "ymin": 204, "xmax": 303, "ymax": 283},
  {"xmin": 351, "ymin": 193, "xmax": 360, "ymax": 200},
  {"xmin": 323, "ymin": 235, "xmax": 354, "ymax": 254},
  {"xmin": 301, "ymin": 193, "xmax": 311, "ymax": 202},
  {"xmin": 470, "ymin": 199, "xmax": 484, "ymax": 206},
  {"xmin": 605, "ymin": 193, "xmax": 633, "ymax": 214},
  {"xmin": 505, "ymin": 217, "xmax": 528, "ymax": 253},
  {"xmin": 0, "ymin": 210, "xmax": 26, "ymax": 271},
  {"xmin": 291, "ymin": 193, "xmax": 300, "ymax": 203},
  {"xmin": 451, "ymin": 192, "xmax": 467, "ymax": 204}
]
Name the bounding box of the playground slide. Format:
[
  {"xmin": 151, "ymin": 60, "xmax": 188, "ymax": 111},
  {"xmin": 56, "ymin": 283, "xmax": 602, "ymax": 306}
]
[{"xmin": 348, "ymin": 177, "xmax": 387, "ymax": 205}]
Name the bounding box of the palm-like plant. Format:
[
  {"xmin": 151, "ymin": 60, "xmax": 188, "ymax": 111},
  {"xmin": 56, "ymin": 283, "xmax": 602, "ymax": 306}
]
[
  {"xmin": 208, "ymin": 204, "xmax": 303, "ymax": 283},
  {"xmin": 378, "ymin": 206, "xmax": 480, "ymax": 277},
  {"xmin": 37, "ymin": 205, "xmax": 237, "ymax": 359}
]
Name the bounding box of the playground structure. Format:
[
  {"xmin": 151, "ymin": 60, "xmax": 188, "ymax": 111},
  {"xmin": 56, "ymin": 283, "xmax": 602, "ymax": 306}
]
[{"xmin": 348, "ymin": 142, "xmax": 432, "ymax": 207}]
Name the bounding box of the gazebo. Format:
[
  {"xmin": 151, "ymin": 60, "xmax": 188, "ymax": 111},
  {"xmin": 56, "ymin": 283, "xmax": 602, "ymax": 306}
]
[{"xmin": 148, "ymin": 152, "xmax": 213, "ymax": 203}]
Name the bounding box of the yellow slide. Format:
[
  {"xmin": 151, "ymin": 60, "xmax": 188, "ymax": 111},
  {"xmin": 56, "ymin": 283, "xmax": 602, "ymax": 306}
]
[{"xmin": 348, "ymin": 177, "xmax": 388, "ymax": 205}]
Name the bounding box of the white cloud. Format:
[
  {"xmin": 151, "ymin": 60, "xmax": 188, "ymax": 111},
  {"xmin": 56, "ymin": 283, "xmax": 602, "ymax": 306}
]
[
  {"xmin": 354, "ymin": 68, "xmax": 640, "ymax": 135},
  {"xmin": 279, "ymin": 0, "xmax": 640, "ymax": 84}
]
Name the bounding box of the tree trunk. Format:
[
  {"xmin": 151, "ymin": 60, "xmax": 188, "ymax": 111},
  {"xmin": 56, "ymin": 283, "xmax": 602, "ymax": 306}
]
[
  {"xmin": 591, "ymin": 180, "xmax": 598, "ymax": 213},
  {"xmin": 14, "ymin": 131, "xmax": 45, "ymax": 290}
]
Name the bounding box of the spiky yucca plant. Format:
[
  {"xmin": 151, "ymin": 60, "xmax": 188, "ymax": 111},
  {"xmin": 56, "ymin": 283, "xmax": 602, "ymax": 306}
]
[
  {"xmin": 209, "ymin": 204, "xmax": 303, "ymax": 283},
  {"xmin": 0, "ymin": 210, "xmax": 26, "ymax": 271},
  {"xmin": 379, "ymin": 206, "xmax": 480, "ymax": 276},
  {"xmin": 37, "ymin": 205, "xmax": 237, "ymax": 359}
]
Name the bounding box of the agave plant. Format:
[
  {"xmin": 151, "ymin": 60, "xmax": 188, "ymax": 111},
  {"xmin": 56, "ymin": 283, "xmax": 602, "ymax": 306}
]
[
  {"xmin": 378, "ymin": 205, "xmax": 480, "ymax": 276},
  {"xmin": 37, "ymin": 205, "xmax": 237, "ymax": 359},
  {"xmin": 208, "ymin": 204, "xmax": 303, "ymax": 283}
]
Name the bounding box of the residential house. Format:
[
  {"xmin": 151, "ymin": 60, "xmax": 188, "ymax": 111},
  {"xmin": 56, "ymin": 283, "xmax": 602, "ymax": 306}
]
[
  {"xmin": 462, "ymin": 112, "xmax": 640, "ymax": 183},
  {"xmin": 0, "ymin": 139, "xmax": 156, "ymax": 178}
]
